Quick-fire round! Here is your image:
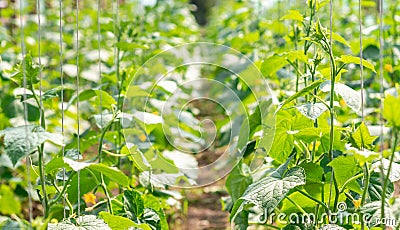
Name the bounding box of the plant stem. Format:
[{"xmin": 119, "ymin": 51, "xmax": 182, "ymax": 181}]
[
  {"xmin": 37, "ymin": 146, "xmax": 48, "ymax": 217},
  {"xmin": 286, "ymin": 196, "xmax": 307, "ymax": 214},
  {"xmin": 30, "ymin": 84, "xmax": 49, "ymax": 217},
  {"xmin": 49, "ymin": 172, "xmax": 76, "ymax": 207},
  {"xmin": 381, "ymin": 128, "xmax": 399, "ymax": 228},
  {"xmin": 98, "ymin": 115, "xmax": 117, "ymax": 214},
  {"xmin": 87, "ymin": 169, "xmax": 113, "ymax": 214},
  {"xmin": 295, "ymin": 188, "xmax": 330, "ymax": 214},
  {"xmin": 326, "ymin": 38, "xmax": 340, "ymax": 213},
  {"xmin": 360, "ymin": 163, "xmax": 370, "ymax": 229}
]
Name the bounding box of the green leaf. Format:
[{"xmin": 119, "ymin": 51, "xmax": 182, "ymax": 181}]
[
  {"xmin": 320, "ymin": 81, "xmax": 361, "ymax": 112},
  {"xmin": 363, "ymin": 45, "xmax": 380, "ymax": 60},
  {"xmin": 350, "ymin": 122, "xmax": 378, "ymax": 149},
  {"xmin": 280, "ymin": 10, "xmax": 304, "ymax": 22},
  {"xmin": 278, "ymin": 79, "xmax": 324, "ymax": 111},
  {"xmin": 47, "ymin": 215, "xmax": 111, "ymax": 230},
  {"xmin": 0, "ymin": 125, "xmax": 63, "ymax": 166},
  {"xmin": 230, "ymin": 157, "xmax": 305, "ymax": 223},
  {"xmin": 328, "ymin": 155, "xmax": 362, "ymax": 193},
  {"xmin": 299, "ymin": 162, "xmax": 324, "ymax": 183},
  {"xmin": 9, "ymin": 54, "xmax": 40, "ymax": 87},
  {"xmin": 261, "ymin": 55, "xmax": 287, "ymax": 77},
  {"xmin": 99, "ymin": 212, "xmax": 151, "ymax": 230},
  {"xmin": 237, "ymin": 100, "xmax": 274, "ymax": 151},
  {"xmin": 383, "ymin": 94, "xmax": 400, "ymax": 128},
  {"xmin": 348, "ymin": 147, "xmax": 379, "ymax": 166},
  {"xmin": 269, "ymin": 110, "xmax": 313, "ymax": 163},
  {"xmin": 0, "ymin": 185, "xmax": 21, "ymax": 215},
  {"xmin": 367, "ymin": 172, "xmax": 394, "ymax": 201},
  {"xmin": 124, "ymin": 190, "xmax": 144, "ymax": 222},
  {"xmin": 132, "ymin": 111, "xmax": 163, "ymax": 125},
  {"xmin": 296, "ymin": 103, "xmax": 328, "ymax": 120},
  {"xmin": 89, "ymin": 164, "xmax": 130, "ymax": 187},
  {"xmin": 360, "ymin": 201, "xmax": 393, "ymax": 228},
  {"xmin": 226, "ymin": 162, "xmax": 252, "ymax": 202},
  {"xmin": 142, "ymin": 208, "xmax": 161, "ymax": 230},
  {"xmin": 142, "ymin": 195, "xmax": 168, "ymax": 230},
  {"xmin": 339, "ymin": 54, "xmax": 376, "ymax": 72},
  {"xmin": 92, "ymin": 113, "xmax": 114, "ymax": 129},
  {"xmin": 45, "ymin": 157, "xmax": 130, "ymax": 187},
  {"xmin": 350, "ymin": 122, "xmax": 378, "ymax": 150},
  {"xmin": 373, "ymin": 159, "xmax": 400, "ymax": 183},
  {"xmin": 285, "ymin": 50, "xmax": 308, "ymax": 63},
  {"xmin": 68, "ymin": 89, "xmax": 117, "ymax": 109},
  {"xmin": 330, "ymin": 32, "xmax": 351, "ymax": 47}
]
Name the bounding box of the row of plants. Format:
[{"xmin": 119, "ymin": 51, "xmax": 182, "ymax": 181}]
[{"xmin": 0, "ymin": 0, "xmax": 399, "ymax": 229}]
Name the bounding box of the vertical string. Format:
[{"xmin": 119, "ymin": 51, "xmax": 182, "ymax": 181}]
[
  {"xmin": 379, "ymin": 0, "xmax": 386, "ymax": 226},
  {"xmin": 327, "ymin": 0, "xmax": 335, "ymax": 215},
  {"xmin": 98, "ymin": 0, "xmax": 102, "ymax": 122},
  {"xmin": 379, "ymin": 0, "xmax": 384, "ymax": 153},
  {"xmin": 58, "ymin": 0, "xmax": 66, "ymax": 219},
  {"xmin": 18, "ymin": 0, "xmax": 33, "ymax": 226},
  {"xmin": 75, "ymin": 0, "xmax": 81, "ymax": 217},
  {"xmin": 37, "ymin": 0, "xmax": 43, "ymax": 122},
  {"xmin": 359, "ymin": 0, "xmax": 364, "ymax": 121},
  {"xmin": 37, "ymin": 0, "xmax": 48, "ymax": 217}
]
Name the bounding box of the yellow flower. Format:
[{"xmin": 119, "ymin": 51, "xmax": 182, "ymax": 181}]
[
  {"xmin": 384, "ymin": 64, "xmax": 393, "ymax": 73},
  {"xmin": 83, "ymin": 192, "xmax": 96, "ymax": 205},
  {"xmin": 353, "ymin": 199, "xmax": 361, "ymax": 209},
  {"xmin": 139, "ymin": 134, "xmax": 147, "ymax": 142},
  {"xmin": 309, "ymin": 141, "xmax": 321, "ymax": 151}
]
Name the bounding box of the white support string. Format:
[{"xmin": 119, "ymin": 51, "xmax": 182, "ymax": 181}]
[
  {"xmin": 18, "ymin": 0, "xmax": 33, "ymax": 226},
  {"xmin": 378, "ymin": 0, "xmax": 386, "ymax": 227},
  {"xmin": 37, "ymin": 0, "xmax": 43, "ymax": 123},
  {"xmin": 327, "ymin": 0, "xmax": 335, "ymax": 216},
  {"xmin": 98, "ymin": 0, "xmax": 102, "ymax": 126},
  {"xmin": 37, "ymin": 0, "xmax": 48, "ymax": 217},
  {"xmin": 58, "ymin": 0, "xmax": 66, "ymax": 219},
  {"xmin": 379, "ymin": 0, "xmax": 384, "ymax": 154},
  {"xmin": 75, "ymin": 0, "xmax": 81, "ymax": 217},
  {"xmin": 359, "ymin": 0, "xmax": 364, "ymax": 121}
]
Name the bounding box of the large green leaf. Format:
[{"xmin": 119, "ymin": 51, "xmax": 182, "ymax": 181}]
[
  {"xmin": 226, "ymin": 162, "xmax": 252, "ymax": 202},
  {"xmin": 142, "ymin": 195, "xmax": 169, "ymax": 230},
  {"xmin": 230, "ymin": 158, "xmax": 305, "ymax": 223},
  {"xmin": 278, "ymin": 79, "xmax": 324, "ymax": 111},
  {"xmin": 280, "ymin": 10, "xmax": 304, "ymax": 22},
  {"xmin": 45, "ymin": 157, "xmax": 130, "ymax": 187},
  {"xmin": 124, "ymin": 190, "xmax": 144, "ymax": 222},
  {"xmin": 339, "ymin": 55, "xmax": 376, "ymax": 72},
  {"xmin": 0, "ymin": 125, "xmax": 63, "ymax": 166},
  {"xmin": 261, "ymin": 55, "xmax": 287, "ymax": 77},
  {"xmin": 0, "ymin": 185, "xmax": 21, "ymax": 215},
  {"xmin": 383, "ymin": 94, "xmax": 400, "ymax": 128},
  {"xmin": 360, "ymin": 201, "xmax": 394, "ymax": 228},
  {"xmin": 320, "ymin": 81, "xmax": 361, "ymax": 112},
  {"xmin": 47, "ymin": 215, "xmax": 111, "ymax": 230},
  {"xmin": 328, "ymin": 155, "xmax": 362, "ymax": 193},
  {"xmin": 367, "ymin": 172, "xmax": 394, "ymax": 201},
  {"xmin": 269, "ymin": 110, "xmax": 313, "ymax": 163},
  {"xmin": 350, "ymin": 122, "xmax": 378, "ymax": 150},
  {"xmin": 373, "ymin": 159, "xmax": 400, "ymax": 183},
  {"xmin": 99, "ymin": 212, "xmax": 151, "ymax": 230},
  {"xmin": 67, "ymin": 89, "xmax": 117, "ymax": 109},
  {"xmin": 296, "ymin": 103, "xmax": 328, "ymax": 120}
]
